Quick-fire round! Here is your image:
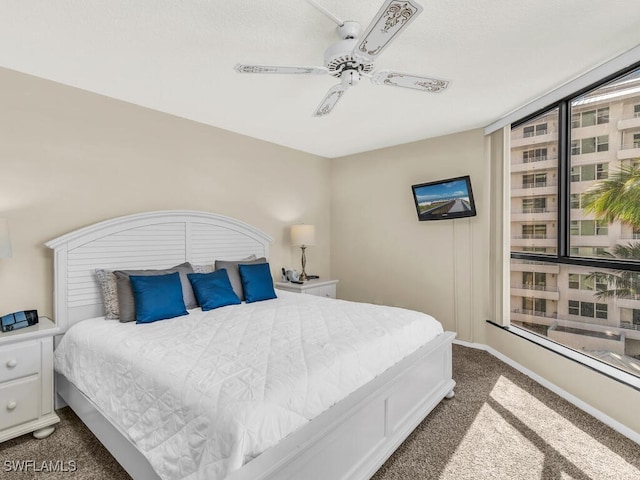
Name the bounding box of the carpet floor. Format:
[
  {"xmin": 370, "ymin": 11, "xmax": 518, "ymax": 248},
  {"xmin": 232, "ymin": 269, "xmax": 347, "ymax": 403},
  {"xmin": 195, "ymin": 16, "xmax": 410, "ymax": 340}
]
[{"xmin": 1, "ymin": 345, "xmax": 639, "ymax": 479}]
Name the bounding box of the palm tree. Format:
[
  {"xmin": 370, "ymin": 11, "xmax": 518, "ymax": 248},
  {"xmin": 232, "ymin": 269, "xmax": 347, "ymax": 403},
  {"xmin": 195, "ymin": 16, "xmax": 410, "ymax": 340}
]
[
  {"xmin": 582, "ymin": 164, "xmax": 640, "ymax": 226},
  {"xmin": 581, "ymin": 164, "xmax": 640, "ymax": 301},
  {"xmin": 588, "ymin": 246, "xmax": 640, "ymax": 300}
]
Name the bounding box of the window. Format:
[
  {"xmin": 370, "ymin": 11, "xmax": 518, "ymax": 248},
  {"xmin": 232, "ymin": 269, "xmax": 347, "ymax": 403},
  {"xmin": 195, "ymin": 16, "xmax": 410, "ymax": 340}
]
[
  {"xmin": 522, "ymin": 197, "xmax": 546, "ymax": 213},
  {"xmin": 568, "ymin": 300, "xmax": 608, "ymax": 320},
  {"xmin": 570, "ymin": 220, "xmax": 608, "ymax": 236},
  {"xmin": 523, "ymin": 148, "xmax": 548, "ymax": 163},
  {"xmin": 570, "ymin": 193, "xmax": 582, "ymax": 209},
  {"xmin": 568, "ymin": 274, "xmax": 593, "ymax": 290},
  {"xmin": 522, "ymin": 173, "xmax": 548, "ymax": 188},
  {"xmin": 596, "ymin": 163, "xmax": 608, "ymax": 179},
  {"xmin": 523, "ymin": 272, "xmax": 546, "ymax": 289},
  {"xmin": 570, "ymin": 164, "xmax": 607, "ymax": 182},
  {"xmin": 524, "ymin": 123, "xmax": 548, "ymax": 137},
  {"xmin": 523, "ymin": 297, "xmax": 546, "ymax": 314},
  {"xmin": 572, "ymin": 107, "xmax": 609, "ymax": 127},
  {"xmin": 509, "ymin": 66, "xmax": 640, "ymax": 380},
  {"xmin": 522, "ymin": 224, "xmax": 547, "ymax": 238},
  {"xmin": 571, "ymin": 136, "xmax": 609, "ymax": 155}
]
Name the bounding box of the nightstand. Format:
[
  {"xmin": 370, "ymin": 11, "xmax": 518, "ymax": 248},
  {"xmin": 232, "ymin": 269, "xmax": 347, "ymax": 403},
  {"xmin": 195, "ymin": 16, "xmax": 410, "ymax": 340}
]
[
  {"xmin": 275, "ymin": 279, "xmax": 339, "ymax": 299},
  {"xmin": 0, "ymin": 317, "xmax": 60, "ymax": 442}
]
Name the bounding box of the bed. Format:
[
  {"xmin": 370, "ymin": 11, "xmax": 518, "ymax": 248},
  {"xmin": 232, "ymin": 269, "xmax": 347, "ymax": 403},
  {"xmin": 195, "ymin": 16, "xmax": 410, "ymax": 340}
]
[{"xmin": 46, "ymin": 210, "xmax": 456, "ymax": 480}]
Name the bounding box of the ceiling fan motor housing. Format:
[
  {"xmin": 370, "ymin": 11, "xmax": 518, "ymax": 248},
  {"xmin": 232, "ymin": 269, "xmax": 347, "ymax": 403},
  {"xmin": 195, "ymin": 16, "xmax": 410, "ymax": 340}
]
[{"xmin": 324, "ymin": 37, "xmax": 373, "ymax": 78}]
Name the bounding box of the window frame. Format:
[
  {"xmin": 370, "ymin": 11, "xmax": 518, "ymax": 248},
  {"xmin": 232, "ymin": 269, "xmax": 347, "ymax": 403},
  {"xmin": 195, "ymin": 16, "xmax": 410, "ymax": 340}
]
[{"xmin": 510, "ymin": 63, "xmax": 640, "ymax": 274}]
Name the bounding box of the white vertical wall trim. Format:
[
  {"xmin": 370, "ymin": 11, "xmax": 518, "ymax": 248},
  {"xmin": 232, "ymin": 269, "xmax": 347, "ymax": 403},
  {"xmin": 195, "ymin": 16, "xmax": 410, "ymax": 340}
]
[
  {"xmin": 453, "ymin": 219, "xmax": 473, "ymax": 341},
  {"xmin": 485, "ymin": 44, "xmax": 640, "ymax": 134},
  {"xmin": 468, "ymin": 219, "xmax": 475, "ymax": 342},
  {"xmin": 501, "ymin": 126, "xmax": 512, "ymax": 325},
  {"xmin": 452, "ymin": 222, "xmax": 459, "ymax": 336}
]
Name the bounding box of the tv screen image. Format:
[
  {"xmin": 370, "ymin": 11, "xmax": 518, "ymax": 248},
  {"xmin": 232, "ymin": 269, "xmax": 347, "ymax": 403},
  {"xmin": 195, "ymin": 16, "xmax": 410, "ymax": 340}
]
[{"xmin": 411, "ymin": 175, "xmax": 477, "ymax": 221}]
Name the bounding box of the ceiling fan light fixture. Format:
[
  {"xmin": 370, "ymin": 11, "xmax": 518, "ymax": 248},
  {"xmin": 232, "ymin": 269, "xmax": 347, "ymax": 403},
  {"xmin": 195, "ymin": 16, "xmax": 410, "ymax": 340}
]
[{"xmin": 341, "ymin": 70, "xmax": 360, "ymax": 86}]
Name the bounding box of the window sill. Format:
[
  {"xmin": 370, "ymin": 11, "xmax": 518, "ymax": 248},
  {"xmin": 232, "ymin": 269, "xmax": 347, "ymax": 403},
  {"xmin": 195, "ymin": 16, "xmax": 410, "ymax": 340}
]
[{"xmin": 487, "ymin": 320, "xmax": 640, "ymax": 392}]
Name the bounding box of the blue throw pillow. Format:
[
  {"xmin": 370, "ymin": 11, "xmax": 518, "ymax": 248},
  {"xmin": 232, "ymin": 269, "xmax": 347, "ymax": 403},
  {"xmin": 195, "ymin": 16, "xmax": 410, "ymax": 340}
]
[
  {"xmin": 129, "ymin": 272, "xmax": 189, "ymax": 324},
  {"xmin": 187, "ymin": 269, "xmax": 241, "ymax": 311},
  {"xmin": 238, "ymin": 262, "xmax": 277, "ymax": 303}
]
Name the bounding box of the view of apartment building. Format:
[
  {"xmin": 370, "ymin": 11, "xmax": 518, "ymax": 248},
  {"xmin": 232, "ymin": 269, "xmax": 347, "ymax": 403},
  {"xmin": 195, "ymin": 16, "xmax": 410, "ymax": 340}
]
[{"xmin": 510, "ymin": 69, "xmax": 640, "ymax": 375}]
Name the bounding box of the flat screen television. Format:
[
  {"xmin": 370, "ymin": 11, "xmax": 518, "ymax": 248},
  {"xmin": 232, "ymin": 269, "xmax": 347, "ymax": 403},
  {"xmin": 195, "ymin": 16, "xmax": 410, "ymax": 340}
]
[{"xmin": 411, "ymin": 175, "xmax": 477, "ymax": 221}]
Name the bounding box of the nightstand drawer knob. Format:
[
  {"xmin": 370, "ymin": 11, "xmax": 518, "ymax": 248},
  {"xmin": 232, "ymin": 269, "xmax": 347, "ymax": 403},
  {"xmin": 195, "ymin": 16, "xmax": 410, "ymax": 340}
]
[
  {"xmin": 6, "ymin": 359, "xmax": 17, "ymax": 369},
  {"xmin": 7, "ymin": 401, "xmax": 17, "ymax": 411}
]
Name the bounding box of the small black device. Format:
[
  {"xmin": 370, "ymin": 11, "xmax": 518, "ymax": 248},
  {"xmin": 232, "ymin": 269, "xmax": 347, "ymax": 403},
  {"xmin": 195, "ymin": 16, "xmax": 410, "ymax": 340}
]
[
  {"xmin": 306, "ymin": 275, "xmax": 320, "ymax": 280},
  {"xmin": 411, "ymin": 175, "xmax": 477, "ymax": 221},
  {"xmin": 290, "ymin": 280, "xmax": 304, "ymax": 284},
  {"xmin": 1, "ymin": 310, "xmax": 39, "ymax": 333}
]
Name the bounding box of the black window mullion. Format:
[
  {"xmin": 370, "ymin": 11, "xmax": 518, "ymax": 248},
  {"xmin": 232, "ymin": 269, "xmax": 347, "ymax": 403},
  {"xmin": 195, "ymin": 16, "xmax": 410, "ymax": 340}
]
[{"xmin": 558, "ymin": 101, "xmax": 569, "ymax": 260}]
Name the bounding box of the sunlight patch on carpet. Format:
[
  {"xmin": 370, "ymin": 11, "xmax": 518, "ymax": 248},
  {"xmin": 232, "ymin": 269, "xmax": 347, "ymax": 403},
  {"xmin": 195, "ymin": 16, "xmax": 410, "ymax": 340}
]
[
  {"xmin": 440, "ymin": 403, "xmax": 544, "ymax": 479},
  {"xmin": 489, "ymin": 375, "xmax": 639, "ymax": 480}
]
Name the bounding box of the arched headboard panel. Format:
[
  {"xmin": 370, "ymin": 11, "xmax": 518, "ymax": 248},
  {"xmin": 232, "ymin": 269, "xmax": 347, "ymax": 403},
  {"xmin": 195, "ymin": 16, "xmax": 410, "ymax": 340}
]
[{"xmin": 45, "ymin": 210, "xmax": 273, "ymax": 331}]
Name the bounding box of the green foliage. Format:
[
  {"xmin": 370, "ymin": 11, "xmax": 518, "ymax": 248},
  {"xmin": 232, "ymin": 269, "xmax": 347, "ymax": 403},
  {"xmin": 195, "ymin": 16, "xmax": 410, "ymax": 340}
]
[
  {"xmin": 582, "ymin": 163, "xmax": 640, "ymax": 227},
  {"xmin": 587, "ymin": 244, "xmax": 640, "ymax": 300}
]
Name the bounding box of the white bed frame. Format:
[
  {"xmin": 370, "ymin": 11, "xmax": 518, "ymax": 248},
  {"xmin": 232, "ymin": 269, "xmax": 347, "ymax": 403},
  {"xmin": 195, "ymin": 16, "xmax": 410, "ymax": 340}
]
[{"xmin": 46, "ymin": 210, "xmax": 456, "ymax": 480}]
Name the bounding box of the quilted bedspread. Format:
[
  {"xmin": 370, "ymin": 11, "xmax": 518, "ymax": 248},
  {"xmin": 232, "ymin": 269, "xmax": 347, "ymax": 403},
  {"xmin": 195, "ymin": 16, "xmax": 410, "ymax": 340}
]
[{"xmin": 54, "ymin": 291, "xmax": 443, "ymax": 480}]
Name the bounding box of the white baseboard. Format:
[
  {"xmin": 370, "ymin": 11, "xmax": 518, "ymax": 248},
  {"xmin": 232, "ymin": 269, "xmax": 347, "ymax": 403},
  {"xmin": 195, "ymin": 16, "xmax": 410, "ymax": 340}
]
[{"xmin": 452, "ymin": 339, "xmax": 640, "ymax": 445}]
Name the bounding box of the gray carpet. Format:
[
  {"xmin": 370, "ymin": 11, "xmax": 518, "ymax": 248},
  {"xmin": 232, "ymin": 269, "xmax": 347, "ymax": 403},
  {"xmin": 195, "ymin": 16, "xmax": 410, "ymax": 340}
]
[{"xmin": 1, "ymin": 345, "xmax": 639, "ymax": 479}]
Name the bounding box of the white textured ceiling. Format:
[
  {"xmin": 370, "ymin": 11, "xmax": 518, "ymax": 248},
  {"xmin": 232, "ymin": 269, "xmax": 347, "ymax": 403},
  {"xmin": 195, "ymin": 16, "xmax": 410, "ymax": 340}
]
[{"xmin": 1, "ymin": 1, "xmax": 640, "ymax": 158}]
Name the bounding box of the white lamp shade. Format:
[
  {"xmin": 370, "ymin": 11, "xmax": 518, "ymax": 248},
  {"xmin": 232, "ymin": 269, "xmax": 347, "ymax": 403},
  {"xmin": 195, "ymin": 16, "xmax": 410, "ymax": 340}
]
[
  {"xmin": 0, "ymin": 219, "xmax": 11, "ymax": 258},
  {"xmin": 291, "ymin": 224, "xmax": 316, "ymax": 247}
]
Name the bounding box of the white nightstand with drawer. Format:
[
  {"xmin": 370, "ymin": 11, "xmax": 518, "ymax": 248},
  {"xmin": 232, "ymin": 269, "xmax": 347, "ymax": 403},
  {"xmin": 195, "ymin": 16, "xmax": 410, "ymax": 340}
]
[
  {"xmin": 0, "ymin": 317, "xmax": 60, "ymax": 442},
  {"xmin": 275, "ymin": 279, "xmax": 339, "ymax": 299}
]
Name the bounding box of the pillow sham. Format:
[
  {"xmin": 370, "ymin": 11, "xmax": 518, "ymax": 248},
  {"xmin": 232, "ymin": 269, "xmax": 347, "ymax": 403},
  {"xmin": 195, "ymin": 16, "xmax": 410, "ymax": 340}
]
[
  {"xmin": 95, "ymin": 269, "xmax": 119, "ymax": 320},
  {"xmin": 129, "ymin": 272, "xmax": 189, "ymax": 324},
  {"xmin": 215, "ymin": 257, "xmax": 267, "ymax": 301},
  {"xmin": 238, "ymin": 262, "xmax": 277, "ymax": 303},
  {"xmin": 191, "ymin": 254, "xmax": 257, "ymax": 274},
  {"xmin": 114, "ymin": 262, "xmax": 196, "ymax": 323},
  {"xmin": 187, "ymin": 270, "xmax": 241, "ymax": 311}
]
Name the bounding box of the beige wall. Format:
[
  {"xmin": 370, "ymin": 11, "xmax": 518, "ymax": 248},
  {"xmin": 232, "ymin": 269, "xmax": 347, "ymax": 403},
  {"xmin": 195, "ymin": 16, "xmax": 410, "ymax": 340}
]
[
  {"xmin": 3, "ymin": 66, "xmax": 639, "ymax": 438},
  {"xmin": 0, "ymin": 68, "xmax": 331, "ymax": 317},
  {"xmin": 330, "ymin": 129, "xmax": 490, "ymax": 343}
]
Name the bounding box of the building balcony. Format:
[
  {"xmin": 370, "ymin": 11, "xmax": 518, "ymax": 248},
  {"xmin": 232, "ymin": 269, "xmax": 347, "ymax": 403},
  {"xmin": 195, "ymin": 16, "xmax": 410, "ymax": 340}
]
[
  {"xmin": 511, "ymin": 208, "xmax": 557, "ymax": 222},
  {"xmin": 510, "ymin": 260, "xmax": 560, "ymax": 274},
  {"xmin": 511, "ymin": 131, "xmax": 558, "ymax": 148},
  {"xmin": 511, "ymin": 157, "xmax": 557, "ymax": 173},
  {"xmin": 511, "ymin": 235, "xmax": 557, "ymax": 248},
  {"xmin": 617, "ymin": 116, "xmax": 640, "ymax": 131},
  {"xmin": 617, "ymin": 144, "xmax": 640, "ymax": 160},
  {"xmin": 511, "ymin": 284, "xmax": 560, "ymax": 301},
  {"xmin": 620, "ymin": 233, "xmax": 640, "ymax": 240},
  {"xmin": 615, "ymin": 296, "xmax": 640, "ymax": 309},
  {"xmin": 569, "ymin": 235, "xmax": 610, "ymax": 247},
  {"xmin": 511, "ymin": 182, "xmax": 557, "ymax": 198},
  {"xmin": 511, "ymin": 309, "xmax": 557, "ymax": 326}
]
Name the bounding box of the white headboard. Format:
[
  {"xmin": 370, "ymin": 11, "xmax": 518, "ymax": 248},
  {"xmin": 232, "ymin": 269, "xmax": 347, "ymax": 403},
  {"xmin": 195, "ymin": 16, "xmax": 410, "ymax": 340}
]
[{"xmin": 45, "ymin": 210, "xmax": 272, "ymax": 331}]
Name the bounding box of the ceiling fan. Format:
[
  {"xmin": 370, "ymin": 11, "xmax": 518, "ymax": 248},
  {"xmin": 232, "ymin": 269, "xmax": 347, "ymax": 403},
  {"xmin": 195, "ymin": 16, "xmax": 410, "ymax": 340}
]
[{"xmin": 234, "ymin": 0, "xmax": 450, "ymax": 117}]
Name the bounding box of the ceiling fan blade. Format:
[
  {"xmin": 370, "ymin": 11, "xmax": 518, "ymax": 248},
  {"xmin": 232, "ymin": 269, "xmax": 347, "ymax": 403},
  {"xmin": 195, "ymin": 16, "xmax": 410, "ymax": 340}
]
[
  {"xmin": 371, "ymin": 70, "xmax": 450, "ymax": 92},
  {"xmin": 313, "ymin": 84, "xmax": 348, "ymax": 117},
  {"xmin": 234, "ymin": 64, "xmax": 328, "ymax": 75},
  {"xmin": 354, "ymin": 0, "xmax": 423, "ymax": 63}
]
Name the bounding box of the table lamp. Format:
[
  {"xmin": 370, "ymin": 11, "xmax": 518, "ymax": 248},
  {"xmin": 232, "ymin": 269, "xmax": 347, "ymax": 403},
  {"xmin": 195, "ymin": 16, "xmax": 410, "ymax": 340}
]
[{"xmin": 290, "ymin": 224, "xmax": 316, "ymax": 282}]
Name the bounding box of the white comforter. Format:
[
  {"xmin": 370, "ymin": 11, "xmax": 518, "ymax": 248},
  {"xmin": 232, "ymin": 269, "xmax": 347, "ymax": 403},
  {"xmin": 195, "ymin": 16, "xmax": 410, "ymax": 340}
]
[{"xmin": 54, "ymin": 291, "xmax": 443, "ymax": 480}]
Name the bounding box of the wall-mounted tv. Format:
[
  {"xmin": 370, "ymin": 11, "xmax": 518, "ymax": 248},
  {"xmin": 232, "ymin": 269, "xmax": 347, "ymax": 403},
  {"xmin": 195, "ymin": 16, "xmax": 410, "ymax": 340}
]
[{"xmin": 411, "ymin": 175, "xmax": 477, "ymax": 221}]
